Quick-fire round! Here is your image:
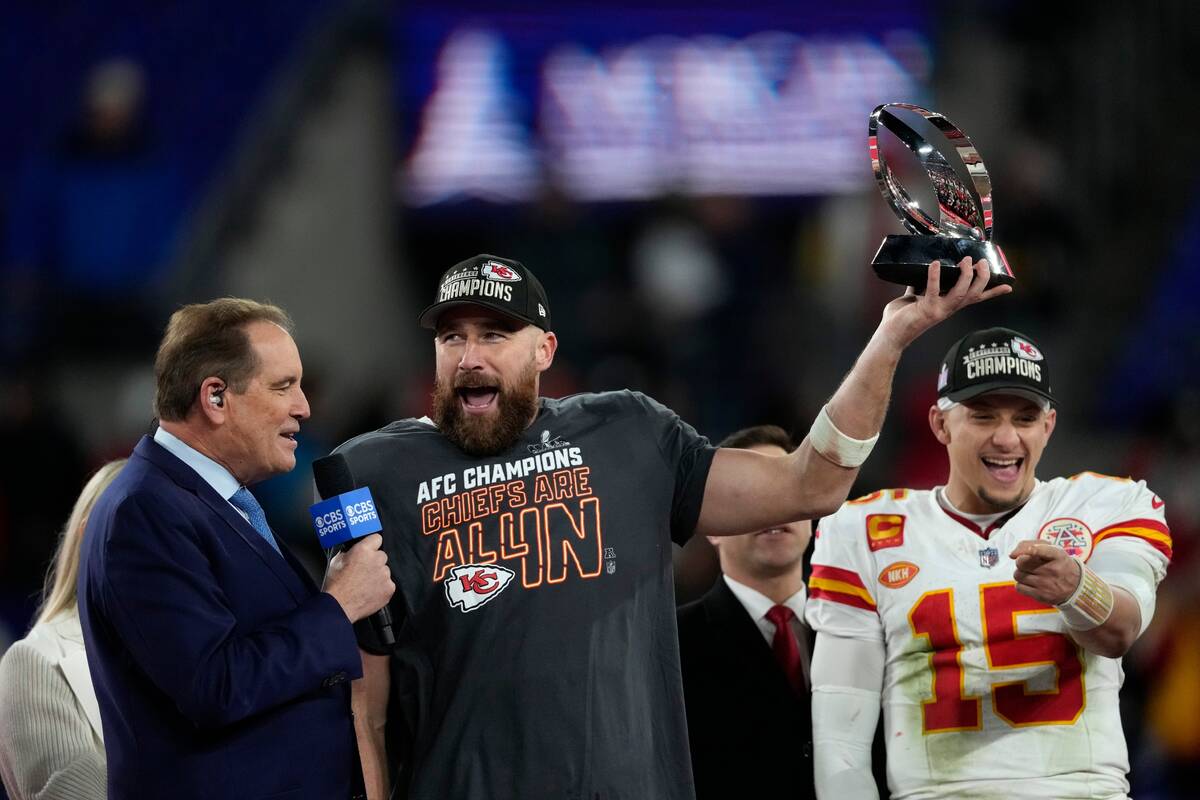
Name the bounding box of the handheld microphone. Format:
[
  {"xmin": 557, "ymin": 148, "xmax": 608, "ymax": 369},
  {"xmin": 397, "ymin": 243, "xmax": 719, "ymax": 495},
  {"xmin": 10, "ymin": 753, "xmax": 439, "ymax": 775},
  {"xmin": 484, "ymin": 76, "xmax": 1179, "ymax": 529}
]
[{"xmin": 311, "ymin": 453, "xmax": 395, "ymax": 646}]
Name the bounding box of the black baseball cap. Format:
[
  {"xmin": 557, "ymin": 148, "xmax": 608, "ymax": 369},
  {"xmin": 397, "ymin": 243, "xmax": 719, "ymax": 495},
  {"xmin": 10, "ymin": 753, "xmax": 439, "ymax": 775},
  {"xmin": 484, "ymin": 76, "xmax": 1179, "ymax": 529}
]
[
  {"xmin": 418, "ymin": 254, "xmax": 552, "ymax": 331},
  {"xmin": 936, "ymin": 327, "xmax": 1055, "ymax": 410}
]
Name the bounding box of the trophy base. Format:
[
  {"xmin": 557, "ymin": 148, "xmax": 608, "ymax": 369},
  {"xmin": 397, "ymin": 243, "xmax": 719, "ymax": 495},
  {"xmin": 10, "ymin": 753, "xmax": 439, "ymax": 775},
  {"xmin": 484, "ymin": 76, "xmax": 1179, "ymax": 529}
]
[{"xmin": 871, "ymin": 235, "xmax": 1013, "ymax": 294}]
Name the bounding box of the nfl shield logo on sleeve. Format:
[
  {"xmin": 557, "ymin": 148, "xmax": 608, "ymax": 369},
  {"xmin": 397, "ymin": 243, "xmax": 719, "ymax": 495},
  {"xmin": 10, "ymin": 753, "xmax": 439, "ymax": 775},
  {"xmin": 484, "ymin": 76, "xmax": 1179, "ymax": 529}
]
[{"xmin": 979, "ymin": 547, "xmax": 1000, "ymax": 568}]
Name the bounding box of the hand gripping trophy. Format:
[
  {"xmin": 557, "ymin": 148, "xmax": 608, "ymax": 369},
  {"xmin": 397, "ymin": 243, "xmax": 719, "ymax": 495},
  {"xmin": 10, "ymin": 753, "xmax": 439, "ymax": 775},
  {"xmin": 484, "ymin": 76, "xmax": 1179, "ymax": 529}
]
[{"xmin": 869, "ymin": 103, "xmax": 1015, "ymax": 293}]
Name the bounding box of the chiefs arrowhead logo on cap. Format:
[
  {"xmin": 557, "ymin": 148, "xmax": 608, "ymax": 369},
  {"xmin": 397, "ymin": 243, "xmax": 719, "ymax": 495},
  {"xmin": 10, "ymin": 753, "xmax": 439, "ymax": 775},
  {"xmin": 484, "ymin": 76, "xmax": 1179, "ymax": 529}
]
[
  {"xmin": 1010, "ymin": 336, "xmax": 1043, "ymax": 361},
  {"xmin": 481, "ymin": 260, "xmax": 523, "ymax": 282}
]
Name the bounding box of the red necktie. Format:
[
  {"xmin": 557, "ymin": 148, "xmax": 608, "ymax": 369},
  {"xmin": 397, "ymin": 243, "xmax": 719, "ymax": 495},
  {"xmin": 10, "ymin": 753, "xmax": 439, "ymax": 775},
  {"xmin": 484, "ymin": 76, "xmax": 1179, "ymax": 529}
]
[{"xmin": 766, "ymin": 604, "xmax": 804, "ymax": 694}]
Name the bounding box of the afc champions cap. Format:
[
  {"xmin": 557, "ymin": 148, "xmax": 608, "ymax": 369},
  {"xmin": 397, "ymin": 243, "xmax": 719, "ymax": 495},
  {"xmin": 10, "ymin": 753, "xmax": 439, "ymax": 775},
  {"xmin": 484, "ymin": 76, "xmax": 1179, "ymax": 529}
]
[
  {"xmin": 936, "ymin": 327, "xmax": 1055, "ymax": 411},
  {"xmin": 418, "ymin": 254, "xmax": 552, "ymax": 331}
]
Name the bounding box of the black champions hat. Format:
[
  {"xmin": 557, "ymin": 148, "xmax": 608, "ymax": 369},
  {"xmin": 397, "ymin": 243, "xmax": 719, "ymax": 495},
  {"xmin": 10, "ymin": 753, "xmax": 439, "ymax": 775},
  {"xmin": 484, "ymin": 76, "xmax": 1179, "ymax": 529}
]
[
  {"xmin": 417, "ymin": 254, "xmax": 552, "ymax": 331},
  {"xmin": 936, "ymin": 327, "xmax": 1055, "ymax": 410}
]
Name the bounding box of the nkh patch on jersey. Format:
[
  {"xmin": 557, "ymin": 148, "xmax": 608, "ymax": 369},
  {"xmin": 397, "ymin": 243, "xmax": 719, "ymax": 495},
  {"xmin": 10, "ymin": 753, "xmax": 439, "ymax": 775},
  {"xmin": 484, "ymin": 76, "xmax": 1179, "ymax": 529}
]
[
  {"xmin": 879, "ymin": 561, "xmax": 919, "ymax": 589},
  {"xmin": 444, "ymin": 564, "xmax": 515, "ymax": 612}
]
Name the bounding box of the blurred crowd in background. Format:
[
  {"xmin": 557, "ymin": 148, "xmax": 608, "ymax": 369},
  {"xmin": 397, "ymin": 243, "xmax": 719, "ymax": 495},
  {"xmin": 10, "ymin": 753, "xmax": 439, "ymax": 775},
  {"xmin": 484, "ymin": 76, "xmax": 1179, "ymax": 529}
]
[{"xmin": 1, "ymin": 0, "xmax": 1198, "ymax": 796}]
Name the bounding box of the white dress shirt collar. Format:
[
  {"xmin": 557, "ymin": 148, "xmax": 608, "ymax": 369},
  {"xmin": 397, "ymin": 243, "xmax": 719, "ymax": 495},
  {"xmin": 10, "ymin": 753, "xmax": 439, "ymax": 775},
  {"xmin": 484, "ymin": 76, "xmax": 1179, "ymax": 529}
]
[
  {"xmin": 154, "ymin": 426, "xmax": 241, "ymax": 502},
  {"xmin": 723, "ymin": 575, "xmax": 807, "ymax": 637},
  {"xmin": 723, "ymin": 574, "xmax": 811, "ymax": 688}
]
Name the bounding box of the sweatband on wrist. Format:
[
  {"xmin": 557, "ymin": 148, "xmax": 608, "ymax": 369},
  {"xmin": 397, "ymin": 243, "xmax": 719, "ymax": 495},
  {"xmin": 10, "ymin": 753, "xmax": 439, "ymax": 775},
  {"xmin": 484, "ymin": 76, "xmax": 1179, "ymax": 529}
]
[
  {"xmin": 808, "ymin": 404, "xmax": 879, "ymax": 468},
  {"xmin": 1056, "ymin": 558, "xmax": 1115, "ymax": 630}
]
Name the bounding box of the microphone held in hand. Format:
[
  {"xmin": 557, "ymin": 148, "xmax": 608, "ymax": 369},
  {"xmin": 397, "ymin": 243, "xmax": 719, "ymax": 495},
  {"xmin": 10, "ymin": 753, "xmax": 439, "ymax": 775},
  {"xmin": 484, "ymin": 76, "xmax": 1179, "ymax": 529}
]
[{"xmin": 311, "ymin": 454, "xmax": 395, "ymax": 645}]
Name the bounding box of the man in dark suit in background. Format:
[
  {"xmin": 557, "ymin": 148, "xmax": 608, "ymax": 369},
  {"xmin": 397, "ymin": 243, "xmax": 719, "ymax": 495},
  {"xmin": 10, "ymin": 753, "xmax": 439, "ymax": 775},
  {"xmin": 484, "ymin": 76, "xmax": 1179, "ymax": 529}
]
[
  {"xmin": 78, "ymin": 298, "xmax": 394, "ymax": 799},
  {"xmin": 677, "ymin": 424, "xmax": 816, "ymax": 800}
]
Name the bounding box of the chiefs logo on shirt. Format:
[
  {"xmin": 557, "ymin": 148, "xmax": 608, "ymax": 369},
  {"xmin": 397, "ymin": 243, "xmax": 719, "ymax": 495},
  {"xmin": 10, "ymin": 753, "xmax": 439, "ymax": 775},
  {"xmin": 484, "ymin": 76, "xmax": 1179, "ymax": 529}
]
[{"xmin": 444, "ymin": 564, "xmax": 516, "ymax": 613}]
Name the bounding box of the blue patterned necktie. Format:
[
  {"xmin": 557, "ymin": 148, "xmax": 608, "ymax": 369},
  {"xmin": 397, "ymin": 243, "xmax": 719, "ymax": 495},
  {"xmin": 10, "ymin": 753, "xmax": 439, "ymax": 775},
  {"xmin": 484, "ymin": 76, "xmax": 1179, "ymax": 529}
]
[{"xmin": 229, "ymin": 487, "xmax": 282, "ymax": 555}]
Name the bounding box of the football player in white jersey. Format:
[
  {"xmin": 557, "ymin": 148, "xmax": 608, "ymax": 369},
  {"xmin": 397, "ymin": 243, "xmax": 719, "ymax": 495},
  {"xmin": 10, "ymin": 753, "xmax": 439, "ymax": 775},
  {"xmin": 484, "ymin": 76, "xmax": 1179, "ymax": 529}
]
[{"xmin": 806, "ymin": 327, "xmax": 1170, "ymax": 800}]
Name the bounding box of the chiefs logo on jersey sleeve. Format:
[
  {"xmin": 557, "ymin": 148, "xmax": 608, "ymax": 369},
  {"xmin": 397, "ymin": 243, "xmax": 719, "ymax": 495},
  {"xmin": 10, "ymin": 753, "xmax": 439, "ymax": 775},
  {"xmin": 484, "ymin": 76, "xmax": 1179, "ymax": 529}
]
[{"xmin": 445, "ymin": 564, "xmax": 516, "ymax": 612}]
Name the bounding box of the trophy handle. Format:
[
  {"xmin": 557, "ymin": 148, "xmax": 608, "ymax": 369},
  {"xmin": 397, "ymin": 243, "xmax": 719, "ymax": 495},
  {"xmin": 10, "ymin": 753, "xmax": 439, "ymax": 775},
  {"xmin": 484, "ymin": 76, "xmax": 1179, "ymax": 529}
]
[{"xmin": 869, "ymin": 103, "xmax": 995, "ymax": 242}]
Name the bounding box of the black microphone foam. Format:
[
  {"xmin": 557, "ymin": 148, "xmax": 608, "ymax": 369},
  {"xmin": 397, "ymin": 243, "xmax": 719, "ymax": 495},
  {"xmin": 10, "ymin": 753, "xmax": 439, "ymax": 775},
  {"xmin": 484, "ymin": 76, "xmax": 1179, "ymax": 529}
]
[{"xmin": 313, "ymin": 453, "xmax": 354, "ymax": 500}]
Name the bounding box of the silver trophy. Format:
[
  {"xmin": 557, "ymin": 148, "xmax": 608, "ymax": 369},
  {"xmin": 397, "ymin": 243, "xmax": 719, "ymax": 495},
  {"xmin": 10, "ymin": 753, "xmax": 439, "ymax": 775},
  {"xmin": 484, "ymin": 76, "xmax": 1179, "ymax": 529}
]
[{"xmin": 869, "ymin": 103, "xmax": 1013, "ymax": 293}]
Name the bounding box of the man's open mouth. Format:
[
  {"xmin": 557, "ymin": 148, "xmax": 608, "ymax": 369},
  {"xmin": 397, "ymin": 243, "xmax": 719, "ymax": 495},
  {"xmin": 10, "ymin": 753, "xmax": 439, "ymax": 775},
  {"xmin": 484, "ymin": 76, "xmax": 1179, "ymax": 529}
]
[
  {"xmin": 981, "ymin": 456, "xmax": 1023, "ymax": 483},
  {"xmin": 458, "ymin": 386, "xmax": 499, "ymax": 411}
]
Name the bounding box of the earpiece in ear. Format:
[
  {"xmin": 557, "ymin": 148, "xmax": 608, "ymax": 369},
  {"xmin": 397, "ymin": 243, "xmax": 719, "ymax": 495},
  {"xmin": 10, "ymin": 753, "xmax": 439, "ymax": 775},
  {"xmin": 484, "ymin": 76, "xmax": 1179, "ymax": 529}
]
[{"xmin": 210, "ymin": 391, "xmax": 224, "ymax": 408}]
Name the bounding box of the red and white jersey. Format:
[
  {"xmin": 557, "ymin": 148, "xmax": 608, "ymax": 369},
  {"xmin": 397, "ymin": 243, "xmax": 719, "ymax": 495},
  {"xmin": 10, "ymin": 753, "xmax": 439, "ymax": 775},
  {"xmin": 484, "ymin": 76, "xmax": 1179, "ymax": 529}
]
[{"xmin": 806, "ymin": 473, "xmax": 1171, "ymax": 800}]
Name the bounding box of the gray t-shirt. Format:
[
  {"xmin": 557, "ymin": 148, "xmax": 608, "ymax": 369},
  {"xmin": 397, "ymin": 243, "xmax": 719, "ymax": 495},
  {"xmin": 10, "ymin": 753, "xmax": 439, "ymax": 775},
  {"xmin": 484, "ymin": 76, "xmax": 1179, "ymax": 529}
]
[{"xmin": 338, "ymin": 390, "xmax": 715, "ymax": 800}]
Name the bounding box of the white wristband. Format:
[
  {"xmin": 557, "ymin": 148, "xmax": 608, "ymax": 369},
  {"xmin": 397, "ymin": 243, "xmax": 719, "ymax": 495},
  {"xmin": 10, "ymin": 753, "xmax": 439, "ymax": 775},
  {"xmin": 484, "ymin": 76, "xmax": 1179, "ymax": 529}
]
[
  {"xmin": 808, "ymin": 404, "xmax": 879, "ymax": 468},
  {"xmin": 1056, "ymin": 558, "xmax": 1115, "ymax": 630}
]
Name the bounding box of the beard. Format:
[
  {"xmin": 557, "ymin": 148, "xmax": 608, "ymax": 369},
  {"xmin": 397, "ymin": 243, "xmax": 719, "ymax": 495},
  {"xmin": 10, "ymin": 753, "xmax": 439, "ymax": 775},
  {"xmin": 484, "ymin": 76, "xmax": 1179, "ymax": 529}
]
[
  {"xmin": 432, "ymin": 362, "xmax": 539, "ymax": 457},
  {"xmin": 977, "ymin": 485, "xmax": 1030, "ymax": 513}
]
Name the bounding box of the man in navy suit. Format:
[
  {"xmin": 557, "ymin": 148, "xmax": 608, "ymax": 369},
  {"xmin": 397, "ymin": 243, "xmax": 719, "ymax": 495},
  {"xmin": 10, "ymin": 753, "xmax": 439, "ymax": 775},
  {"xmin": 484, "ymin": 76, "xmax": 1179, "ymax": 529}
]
[
  {"xmin": 677, "ymin": 425, "xmax": 818, "ymax": 800},
  {"xmin": 677, "ymin": 424, "xmax": 888, "ymax": 800},
  {"xmin": 78, "ymin": 298, "xmax": 395, "ymax": 799}
]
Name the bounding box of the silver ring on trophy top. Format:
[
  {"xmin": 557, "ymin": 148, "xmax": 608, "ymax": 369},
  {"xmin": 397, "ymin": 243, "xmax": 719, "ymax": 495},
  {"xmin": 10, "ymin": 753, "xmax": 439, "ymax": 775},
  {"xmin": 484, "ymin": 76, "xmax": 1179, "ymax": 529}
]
[{"xmin": 868, "ymin": 103, "xmax": 994, "ymax": 242}]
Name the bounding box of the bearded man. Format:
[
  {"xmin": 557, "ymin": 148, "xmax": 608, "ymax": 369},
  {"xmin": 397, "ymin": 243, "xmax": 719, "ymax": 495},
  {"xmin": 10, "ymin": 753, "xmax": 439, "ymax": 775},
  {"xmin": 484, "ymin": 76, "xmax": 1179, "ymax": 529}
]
[{"xmin": 334, "ymin": 253, "xmax": 1008, "ymax": 799}]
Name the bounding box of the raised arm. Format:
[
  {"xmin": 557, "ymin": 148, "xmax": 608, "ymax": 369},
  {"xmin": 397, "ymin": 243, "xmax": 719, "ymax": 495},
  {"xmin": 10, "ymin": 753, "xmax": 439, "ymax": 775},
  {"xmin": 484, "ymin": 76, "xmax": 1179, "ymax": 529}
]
[{"xmin": 697, "ymin": 257, "xmax": 1011, "ymax": 537}]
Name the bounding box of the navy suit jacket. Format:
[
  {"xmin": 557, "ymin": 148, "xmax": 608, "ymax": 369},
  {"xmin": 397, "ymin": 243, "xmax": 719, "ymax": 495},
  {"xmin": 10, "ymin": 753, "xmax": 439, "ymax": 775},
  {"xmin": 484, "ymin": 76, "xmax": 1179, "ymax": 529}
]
[
  {"xmin": 677, "ymin": 578, "xmax": 815, "ymax": 800},
  {"xmin": 678, "ymin": 578, "xmax": 888, "ymax": 800},
  {"xmin": 78, "ymin": 436, "xmax": 364, "ymax": 799}
]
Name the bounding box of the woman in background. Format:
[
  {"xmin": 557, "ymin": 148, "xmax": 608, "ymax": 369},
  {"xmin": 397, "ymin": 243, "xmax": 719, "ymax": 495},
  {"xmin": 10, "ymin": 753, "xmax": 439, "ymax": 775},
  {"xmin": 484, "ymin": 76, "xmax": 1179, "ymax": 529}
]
[{"xmin": 0, "ymin": 459, "xmax": 125, "ymax": 800}]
